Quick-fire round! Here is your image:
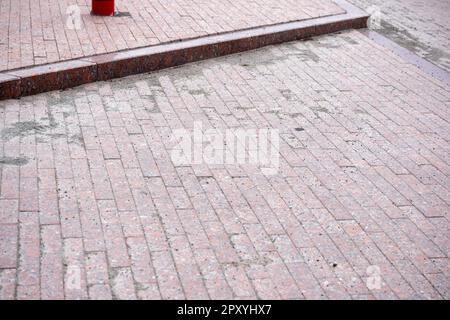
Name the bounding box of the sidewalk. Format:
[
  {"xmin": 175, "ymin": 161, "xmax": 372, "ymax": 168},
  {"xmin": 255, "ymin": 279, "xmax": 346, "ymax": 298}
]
[
  {"xmin": 0, "ymin": 0, "xmax": 344, "ymax": 72},
  {"xmin": 0, "ymin": 29, "xmax": 448, "ymax": 300},
  {"xmin": 0, "ymin": 0, "xmax": 369, "ymax": 100}
]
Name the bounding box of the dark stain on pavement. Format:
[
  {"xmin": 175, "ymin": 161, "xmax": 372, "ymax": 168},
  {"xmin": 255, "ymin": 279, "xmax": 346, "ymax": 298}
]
[
  {"xmin": 0, "ymin": 119, "xmax": 85, "ymax": 147},
  {"xmin": 0, "ymin": 156, "xmax": 29, "ymax": 166}
]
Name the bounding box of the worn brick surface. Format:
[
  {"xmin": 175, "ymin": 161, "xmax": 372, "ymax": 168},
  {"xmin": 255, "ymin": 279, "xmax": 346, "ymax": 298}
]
[
  {"xmin": 0, "ymin": 0, "xmax": 344, "ymax": 72},
  {"xmin": 0, "ymin": 30, "xmax": 449, "ymax": 300},
  {"xmin": 349, "ymin": 0, "xmax": 450, "ymax": 72}
]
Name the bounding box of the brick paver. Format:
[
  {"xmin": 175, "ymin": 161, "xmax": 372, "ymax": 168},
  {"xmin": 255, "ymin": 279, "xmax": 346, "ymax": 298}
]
[
  {"xmin": 348, "ymin": 0, "xmax": 450, "ymax": 72},
  {"xmin": 0, "ymin": 30, "xmax": 449, "ymax": 300},
  {"xmin": 0, "ymin": 0, "xmax": 344, "ymax": 72}
]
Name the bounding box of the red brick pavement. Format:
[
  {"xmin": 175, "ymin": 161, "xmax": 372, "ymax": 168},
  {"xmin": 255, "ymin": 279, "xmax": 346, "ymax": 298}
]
[
  {"xmin": 0, "ymin": 30, "xmax": 449, "ymax": 300},
  {"xmin": 0, "ymin": 0, "xmax": 344, "ymax": 72}
]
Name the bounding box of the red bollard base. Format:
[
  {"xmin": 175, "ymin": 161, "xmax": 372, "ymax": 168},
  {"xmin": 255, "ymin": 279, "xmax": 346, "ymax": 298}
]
[{"xmin": 92, "ymin": 0, "xmax": 115, "ymax": 16}]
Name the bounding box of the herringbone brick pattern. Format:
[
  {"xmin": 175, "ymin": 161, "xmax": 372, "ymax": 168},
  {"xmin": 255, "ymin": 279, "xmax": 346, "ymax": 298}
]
[
  {"xmin": 0, "ymin": 30, "xmax": 449, "ymax": 299},
  {"xmin": 0, "ymin": 0, "xmax": 344, "ymax": 71}
]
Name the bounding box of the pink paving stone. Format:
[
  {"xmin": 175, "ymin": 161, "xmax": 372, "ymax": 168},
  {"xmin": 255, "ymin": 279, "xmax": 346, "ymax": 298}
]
[
  {"xmin": 40, "ymin": 225, "xmax": 64, "ymax": 300},
  {"xmin": 0, "ymin": 269, "xmax": 16, "ymax": 299},
  {"xmin": 0, "ymin": 199, "xmax": 18, "ymax": 224},
  {"xmin": 17, "ymin": 212, "xmax": 40, "ymax": 288}
]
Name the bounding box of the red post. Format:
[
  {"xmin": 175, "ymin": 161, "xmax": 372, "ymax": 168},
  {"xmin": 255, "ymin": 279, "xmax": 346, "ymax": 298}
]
[{"xmin": 92, "ymin": 0, "xmax": 115, "ymax": 16}]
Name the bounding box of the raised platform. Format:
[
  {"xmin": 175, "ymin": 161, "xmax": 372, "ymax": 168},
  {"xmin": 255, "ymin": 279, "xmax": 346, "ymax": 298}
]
[{"xmin": 0, "ymin": 0, "xmax": 368, "ymax": 100}]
